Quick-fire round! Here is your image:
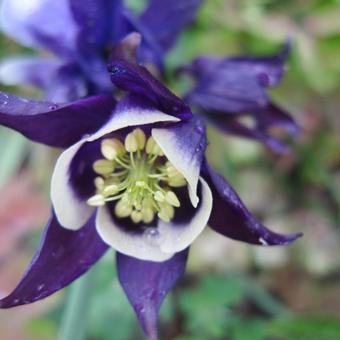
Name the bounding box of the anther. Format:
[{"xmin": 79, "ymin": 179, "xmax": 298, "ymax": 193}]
[
  {"xmin": 125, "ymin": 132, "xmax": 138, "ymax": 152},
  {"xmin": 142, "ymin": 208, "xmax": 154, "ymax": 223},
  {"xmin": 101, "ymin": 138, "xmax": 125, "ymax": 160},
  {"xmin": 154, "ymin": 191, "xmax": 165, "ymax": 202},
  {"xmin": 131, "ymin": 210, "xmax": 143, "ymax": 224},
  {"xmin": 133, "ymin": 128, "xmax": 146, "ymax": 150},
  {"xmin": 87, "ymin": 194, "xmax": 105, "ymax": 206},
  {"xmin": 102, "ymin": 184, "xmax": 119, "ymax": 196},
  {"xmin": 115, "ymin": 200, "xmax": 132, "ymax": 218},
  {"xmin": 146, "ymin": 136, "xmax": 164, "ymax": 156},
  {"xmin": 158, "ymin": 204, "xmax": 174, "ymax": 222},
  {"xmin": 165, "ymin": 191, "xmax": 180, "ymax": 207},
  {"xmin": 93, "ymin": 159, "xmax": 115, "ymax": 175},
  {"xmin": 94, "ymin": 177, "xmax": 105, "ymax": 190}
]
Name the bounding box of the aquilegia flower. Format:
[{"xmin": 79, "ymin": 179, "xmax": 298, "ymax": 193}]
[
  {"xmin": 0, "ymin": 34, "xmax": 302, "ymax": 340},
  {"xmin": 0, "ymin": 0, "xmax": 202, "ymax": 101},
  {"xmin": 179, "ymin": 41, "xmax": 300, "ymax": 153}
]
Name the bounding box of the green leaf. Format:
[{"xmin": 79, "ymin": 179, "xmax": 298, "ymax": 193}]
[{"xmin": 267, "ymin": 315, "xmax": 340, "ymax": 340}]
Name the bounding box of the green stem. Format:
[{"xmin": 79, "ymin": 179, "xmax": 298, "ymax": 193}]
[{"xmin": 57, "ymin": 270, "xmax": 95, "ymax": 340}]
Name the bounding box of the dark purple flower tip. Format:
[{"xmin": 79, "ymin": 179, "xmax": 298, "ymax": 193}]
[
  {"xmin": 0, "ymin": 92, "xmax": 115, "ymax": 148},
  {"xmin": 204, "ymin": 102, "xmax": 300, "ymax": 154},
  {"xmin": 204, "ymin": 113, "xmax": 290, "ymax": 154},
  {"xmin": 256, "ymin": 102, "xmax": 301, "ymax": 137},
  {"xmin": 0, "ymin": 210, "xmax": 108, "ymax": 308},
  {"xmin": 108, "ymin": 33, "xmax": 193, "ymax": 120},
  {"xmin": 117, "ymin": 249, "xmax": 189, "ymax": 340},
  {"xmin": 202, "ymin": 161, "xmax": 303, "ymax": 246}
]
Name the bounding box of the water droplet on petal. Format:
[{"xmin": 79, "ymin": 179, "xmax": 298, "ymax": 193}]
[
  {"xmin": 52, "ymin": 245, "xmax": 65, "ymax": 259},
  {"xmin": 143, "ymin": 228, "xmax": 161, "ymax": 246},
  {"xmin": 37, "ymin": 284, "xmax": 45, "ymax": 292}
]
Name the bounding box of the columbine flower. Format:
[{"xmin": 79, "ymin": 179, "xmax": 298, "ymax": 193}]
[
  {"xmin": 0, "ymin": 0, "xmax": 202, "ymax": 101},
  {"xmin": 0, "ymin": 34, "xmax": 302, "ymax": 340},
  {"xmin": 179, "ymin": 41, "xmax": 300, "ymax": 153}
]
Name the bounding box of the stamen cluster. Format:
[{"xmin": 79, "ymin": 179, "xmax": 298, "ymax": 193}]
[{"xmin": 87, "ymin": 128, "xmax": 187, "ymax": 224}]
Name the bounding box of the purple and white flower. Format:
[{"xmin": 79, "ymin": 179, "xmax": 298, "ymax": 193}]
[
  {"xmin": 179, "ymin": 41, "xmax": 300, "ymax": 153},
  {"xmin": 0, "ymin": 0, "xmax": 202, "ymax": 101},
  {"xmin": 0, "ymin": 34, "xmax": 302, "ymax": 340}
]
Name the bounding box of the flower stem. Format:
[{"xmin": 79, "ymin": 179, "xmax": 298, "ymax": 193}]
[{"xmin": 57, "ymin": 270, "xmax": 95, "ymax": 340}]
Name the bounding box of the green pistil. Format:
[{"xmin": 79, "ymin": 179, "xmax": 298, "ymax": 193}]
[{"xmin": 87, "ymin": 128, "xmax": 186, "ymax": 224}]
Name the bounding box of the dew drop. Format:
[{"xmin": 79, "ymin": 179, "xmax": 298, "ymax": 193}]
[
  {"xmin": 52, "ymin": 245, "xmax": 65, "ymax": 259},
  {"xmin": 49, "ymin": 104, "xmax": 59, "ymax": 110},
  {"xmin": 195, "ymin": 125, "xmax": 204, "ymax": 134},
  {"xmin": 259, "ymin": 237, "xmax": 269, "ymax": 246},
  {"xmin": 37, "ymin": 284, "xmax": 45, "ymax": 292},
  {"xmin": 143, "ymin": 228, "xmax": 161, "ymax": 246},
  {"xmin": 110, "ymin": 66, "xmax": 125, "ymax": 75}
]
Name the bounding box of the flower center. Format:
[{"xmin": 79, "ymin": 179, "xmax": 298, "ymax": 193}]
[{"xmin": 87, "ymin": 128, "xmax": 187, "ymax": 224}]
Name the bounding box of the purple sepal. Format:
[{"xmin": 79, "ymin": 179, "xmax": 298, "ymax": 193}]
[
  {"xmin": 108, "ymin": 33, "xmax": 192, "ymax": 120},
  {"xmin": 202, "ymin": 162, "xmax": 302, "ymax": 246},
  {"xmin": 222, "ymin": 40, "xmax": 291, "ymax": 87},
  {"xmin": 0, "ymin": 210, "xmax": 108, "ymax": 308},
  {"xmin": 182, "ymin": 41, "xmax": 291, "ymax": 114},
  {"xmin": 0, "ymin": 92, "xmax": 115, "ymax": 148},
  {"xmin": 139, "ymin": 0, "xmax": 202, "ymax": 51},
  {"xmin": 256, "ymin": 102, "xmax": 300, "ymax": 136},
  {"xmin": 117, "ymin": 249, "xmax": 189, "ymax": 340},
  {"xmin": 69, "ymin": 0, "xmax": 119, "ymax": 93},
  {"xmin": 204, "ymin": 102, "xmax": 299, "ymax": 154},
  {"xmin": 206, "ymin": 113, "xmax": 289, "ymax": 154}
]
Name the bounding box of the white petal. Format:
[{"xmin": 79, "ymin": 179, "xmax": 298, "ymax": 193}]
[
  {"xmin": 50, "ymin": 140, "xmax": 94, "ymax": 230},
  {"xmin": 158, "ymin": 177, "xmax": 212, "ymax": 254},
  {"xmin": 50, "ymin": 107, "xmax": 179, "ymax": 230},
  {"xmin": 86, "ymin": 108, "xmax": 180, "ymax": 142},
  {"xmin": 152, "ymin": 128, "xmax": 201, "ymax": 207},
  {"xmin": 96, "ymin": 177, "xmax": 212, "ymax": 262}
]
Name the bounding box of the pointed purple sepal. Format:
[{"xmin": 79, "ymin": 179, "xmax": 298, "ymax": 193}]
[
  {"xmin": 256, "ymin": 102, "xmax": 300, "ymax": 136},
  {"xmin": 181, "ymin": 41, "xmax": 291, "ymax": 114},
  {"xmin": 117, "ymin": 249, "xmax": 189, "ymax": 340},
  {"xmin": 108, "ymin": 33, "xmax": 192, "ymax": 120},
  {"xmin": 0, "ymin": 211, "xmax": 108, "ymax": 308},
  {"xmin": 0, "ymin": 92, "xmax": 115, "ymax": 148},
  {"xmin": 202, "ymin": 162, "xmax": 302, "ymax": 246},
  {"xmin": 205, "ymin": 106, "xmax": 296, "ymax": 154}
]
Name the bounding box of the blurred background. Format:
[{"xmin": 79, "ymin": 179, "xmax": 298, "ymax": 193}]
[{"xmin": 1, "ymin": 0, "xmax": 340, "ymax": 339}]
